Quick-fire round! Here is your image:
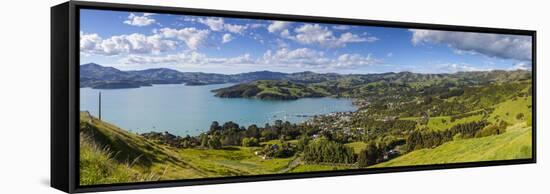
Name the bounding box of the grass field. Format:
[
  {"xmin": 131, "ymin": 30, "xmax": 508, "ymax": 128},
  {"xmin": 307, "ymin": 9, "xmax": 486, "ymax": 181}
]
[
  {"xmin": 345, "ymin": 141, "xmax": 367, "ymax": 154},
  {"xmin": 177, "ymin": 147, "xmax": 295, "ymax": 176},
  {"xmin": 260, "ymin": 139, "xmax": 298, "ymax": 146},
  {"xmin": 372, "ymin": 123, "xmax": 532, "ymax": 168},
  {"xmin": 289, "ymin": 164, "xmax": 352, "ymax": 173},
  {"xmin": 374, "ymin": 97, "xmax": 532, "ymax": 168},
  {"xmin": 400, "ymin": 113, "xmax": 484, "ymax": 131},
  {"xmin": 489, "ymin": 96, "xmax": 532, "ymax": 124},
  {"xmin": 79, "ymin": 133, "xmax": 155, "ymax": 185}
]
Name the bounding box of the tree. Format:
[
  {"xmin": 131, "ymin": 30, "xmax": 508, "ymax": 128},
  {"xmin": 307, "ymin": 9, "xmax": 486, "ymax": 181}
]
[
  {"xmin": 208, "ymin": 136, "xmax": 222, "ymax": 149},
  {"xmin": 357, "ymin": 142, "xmax": 380, "ymax": 167},
  {"xmin": 242, "ymin": 137, "xmax": 259, "ymax": 147},
  {"xmin": 246, "ymin": 124, "xmax": 260, "ymax": 138},
  {"xmin": 296, "ymin": 135, "xmax": 310, "ymax": 151},
  {"xmin": 261, "ymin": 128, "xmax": 278, "ymax": 140},
  {"xmin": 242, "ymin": 137, "xmax": 250, "ymax": 147},
  {"xmin": 303, "ymin": 139, "xmax": 355, "ymax": 164},
  {"xmin": 249, "ymin": 137, "xmax": 259, "ymax": 146},
  {"xmin": 222, "ymin": 121, "xmax": 239, "ymax": 131},
  {"xmin": 210, "ymin": 121, "xmax": 221, "ymax": 133}
]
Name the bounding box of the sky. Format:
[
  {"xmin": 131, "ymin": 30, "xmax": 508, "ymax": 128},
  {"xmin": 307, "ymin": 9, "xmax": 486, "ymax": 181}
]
[{"xmin": 80, "ymin": 9, "xmax": 533, "ymax": 74}]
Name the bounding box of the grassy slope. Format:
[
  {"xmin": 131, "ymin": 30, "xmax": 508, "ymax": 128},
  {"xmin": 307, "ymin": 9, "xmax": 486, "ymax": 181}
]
[
  {"xmin": 373, "ymin": 97, "xmax": 533, "ymax": 168},
  {"xmin": 372, "ymin": 124, "xmax": 531, "ymax": 168},
  {"xmin": 345, "ymin": 141, "xmax": 368, "ymax": 154},
  {"xmin": 489, "ymin": 96, "xmax": 531, "ymax": 124},
  {"xmin": 80, "ymin": 112, "xmax": 209, "ymax": 185},
  {"xmin": 177, "ymin": 147, "xmax": 295, "ymax": 176},
  {"xmin": 400, "ymin": 113, "xmax": 484, "ymax": 131},
  {"xmin": 80, "ymin": 112, "xmax": 297, "ymax": 184},
  {"xmin": 290, "ymin": 164, "xmax": 352, "ymax": 173},
  {"xmin": 79, "ymin": 133, "xmax": 156, "ymax": 185}
]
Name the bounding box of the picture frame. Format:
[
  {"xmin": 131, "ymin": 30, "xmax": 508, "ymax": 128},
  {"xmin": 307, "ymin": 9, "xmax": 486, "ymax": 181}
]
[{"xmin": 51, "ymin": 1, "xmax": 536, "ymax": 193}]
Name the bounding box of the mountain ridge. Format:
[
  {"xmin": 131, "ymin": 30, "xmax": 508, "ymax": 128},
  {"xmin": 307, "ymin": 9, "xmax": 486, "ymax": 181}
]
[{"xmin": 79, "ymin": 63, "xmax": 532, "ymax": 89}]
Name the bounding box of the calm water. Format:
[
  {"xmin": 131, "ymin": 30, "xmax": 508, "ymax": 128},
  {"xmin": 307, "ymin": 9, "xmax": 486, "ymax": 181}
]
[{"xmin": 80, "ymin": 83, "xmax": 357, "ymax": 136}]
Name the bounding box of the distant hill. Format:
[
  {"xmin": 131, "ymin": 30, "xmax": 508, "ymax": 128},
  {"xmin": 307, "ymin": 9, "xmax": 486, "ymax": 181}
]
[
  {"xmin": 212, "ymin": 80, "xmax": 328, "ymax": 100},
  {"xmin": 80, "ymin": 63, "xmax": 298, "ymax": 89},
  {"xmin": 213, "ymin": 70, "xmax": 532, "ymax": 100},
  {"xmin": 80, "ymin": 63, "xmax": 233, "ymax": 88},
  {"xmin": 80, "ymin": 63, "xmax": 532, "ymax": 91}
]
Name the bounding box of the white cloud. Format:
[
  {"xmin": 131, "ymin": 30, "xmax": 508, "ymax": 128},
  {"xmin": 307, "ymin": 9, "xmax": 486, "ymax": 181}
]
[
  {"xmin": 268, "ymin": 21, "xmax": 290, "ymax": 33},
  {"xmin": 280, "ymin": 29, "xmax": 291, "ymax": 38},
  {"xmin": 259, "ymin": 48, "xmax": 379, "ymax": 69},
  {"xmin": 334, "ymin": 53, "xmax": 379, "ymax": 68},
  {"xmin": 249, "ymin": 23, "xmax": 265, "ymax": 28},
  {"xmin": 120, "ymin": 51, "xmax": 253, "ymax": 66},
  {"xmin": 181, "ymin": 16, "xmax": 198, "ymax": 22},
  {"xmin": 332, "ymin": 25, "xmax": 351, "ymax": 30},
  {"xmin": 158, "ymin": 27, "xmax": 210, "ymax": 50},
  {"xmin": 410, "ymin": 29, "xmax": 532, "ymax": 61},
  {"xmin": 198, "ymin": 17, "xmax": 248, "ymax": 34},
  {"xmin": 124, "ymin": 13, "xmax": 156, "ymax": 26},
  {"xmin": 224, "ymin": 23, "xmax": 247, "ymax": 34},
  {"xmin": 434, "ymin": 63, "xmax": 490, "ymax": 73},
  {"xmin": 260, "ymin": 48, "xmax": 329, "ymax": 68},
  {"xmin": 222, "ymin": 33, "xmax": 233, "ymax": 44},
  {"xmin": 340, "ymin": 32, "xmax": 377, "ymax": 43},
  {"xmin": 80, "ymin": 27, "xmax": 210, "ymax": 55},
  {"xmin": 80, "ymin": 32, "xmax": 177, "ymax": 56},
  {"xmin": 198, "ymin": 17, "xmax": 225, "ymax": 31},
  {"xmin": 285, "ymin": 24, "xmax": 376, "ymax": 48},
  {"xmin": 511, "ymin": 61, "xmax": 532, "ymax": 70},
  {"xmin": 119, "ymin": 47, "xmax": 380, "ymax": 70}
]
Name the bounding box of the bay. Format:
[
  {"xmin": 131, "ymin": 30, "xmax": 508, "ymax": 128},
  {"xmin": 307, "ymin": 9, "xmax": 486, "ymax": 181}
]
[{"xmin": 80, "ymin": 83, "xmax": 357, "ymax": 136}]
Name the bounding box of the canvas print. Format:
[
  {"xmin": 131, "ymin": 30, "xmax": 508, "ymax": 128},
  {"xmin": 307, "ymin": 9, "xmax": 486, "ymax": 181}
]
[{"xmin": 79, "ymin": 9, "xmax": 533, "ymax": 185}]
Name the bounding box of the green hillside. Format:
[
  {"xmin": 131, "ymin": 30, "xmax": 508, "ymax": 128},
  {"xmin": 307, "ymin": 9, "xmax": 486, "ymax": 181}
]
[
  {"xmin": 290, "ymin": 164, "xmax": 352, "ymax": 173},
  {"xmin": 79, "ymin": 112, "xmax": 301, "ymax": 184},
  {"xmin": 373, "ymin": 97, "xmax": 533, "ymax": 168},
  {"xmin": 79, "ymin": 132, "xmax": 157, "ymax": 185},
  {"xmin": 79, "ymin": 112, "xmax": 209, "ymax": 185},
  {"xmin": 212, "ymin": 80, "xmax": 329, "ymax": 100},
  {"xmin": 372, "ymin": 124, "xmax": 531, "ymax": 168}
]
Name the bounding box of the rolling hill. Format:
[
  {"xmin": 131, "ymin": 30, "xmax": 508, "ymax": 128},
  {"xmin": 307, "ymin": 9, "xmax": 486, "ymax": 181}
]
[
  {"xmin": 373, "ymin": 97, "xmax": 533, "ymax": 168},
  {"xmin": 372, "ymin": 124, "xmax": 532, "ymax": 168},
  {"xmin": 80, "ymin": 63, "xmax": 531, "ymax": 91},
  {"xmin": 79, "ymin": 112, "xmax": 300, "ymax": 185},
  {"xmin": 79, "ymin": 112, "xmax": 209, "ymax": 185}
]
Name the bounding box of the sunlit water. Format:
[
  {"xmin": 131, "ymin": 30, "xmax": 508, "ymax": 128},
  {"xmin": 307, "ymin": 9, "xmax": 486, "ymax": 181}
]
[{"xmin": 80, "ymin": 83, "xmax": 356, "ymax": 136}]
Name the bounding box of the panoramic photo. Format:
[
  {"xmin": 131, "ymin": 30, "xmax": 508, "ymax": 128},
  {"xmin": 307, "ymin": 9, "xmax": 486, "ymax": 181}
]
[{"xmin": 79, "ymin": 9, "xmax": 533, "ymax": 185}]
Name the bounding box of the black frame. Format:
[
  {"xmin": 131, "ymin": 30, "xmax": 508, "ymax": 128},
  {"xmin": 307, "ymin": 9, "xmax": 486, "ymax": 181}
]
[{"xmin": 51, "ymin": 1, "xmax": 537, "ymax": 193}]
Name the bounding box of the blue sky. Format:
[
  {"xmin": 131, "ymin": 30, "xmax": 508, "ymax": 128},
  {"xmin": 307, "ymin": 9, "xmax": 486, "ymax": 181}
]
[{"xmin": 80, "ymin": 9, "xmax": 532, "ymax": 74}]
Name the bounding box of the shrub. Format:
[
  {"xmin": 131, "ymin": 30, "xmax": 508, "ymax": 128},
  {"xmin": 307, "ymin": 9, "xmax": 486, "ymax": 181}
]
[
  {"xmin": 516, "ymin": 113, "xmax": 525, "ymax": 120},
  {"xmin": 241, "ymin": 137, "xmax": 259, "ymax": 147}
]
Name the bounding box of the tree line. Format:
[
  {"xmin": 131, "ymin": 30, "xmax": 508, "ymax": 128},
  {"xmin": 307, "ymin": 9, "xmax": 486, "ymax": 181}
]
[{"xmin": 406, "ymin": 120, "xmax": 490, "ymax": 152}]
